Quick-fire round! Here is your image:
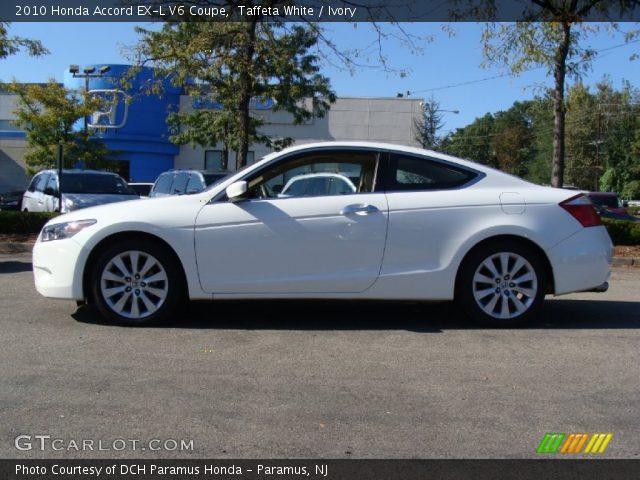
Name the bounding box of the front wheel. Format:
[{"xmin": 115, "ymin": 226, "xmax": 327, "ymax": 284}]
[
  {"xmin": 457, "ymin": 241, "xmax": 546, "ymax": 326},
  {"xmin": 91, "ymin": 240, "xmax": 183, "ymax": 325}
]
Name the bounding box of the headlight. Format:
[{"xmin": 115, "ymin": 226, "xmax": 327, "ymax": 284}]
[{"xmin": 41, "ymin": 219, "xmax": 96, "ymax": 242}]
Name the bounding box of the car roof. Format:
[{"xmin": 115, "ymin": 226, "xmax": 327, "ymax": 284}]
[
  {"xmin": 260, "ymin": 141, "xmax": 505, "ymax": 176},
  {"xmin": 161, "ymin": 169, "xmax": 229, "ymax": 174},
  {"xmin": 41, "ymin": 169, "xmax": 120, "ymax": 176}
]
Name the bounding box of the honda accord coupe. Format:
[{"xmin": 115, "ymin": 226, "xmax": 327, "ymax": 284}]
[{"xmin": 32, "ymin": 142, "xmax": 613, "ymax": 326}]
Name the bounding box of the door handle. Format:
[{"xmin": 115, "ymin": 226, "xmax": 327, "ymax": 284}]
[{"xmin": 340, "ymin": 203, "xmax": 379, "ymax": 216}]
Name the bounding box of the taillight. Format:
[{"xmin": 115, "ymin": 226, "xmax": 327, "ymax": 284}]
[{"xmin": 559, "ymin": 194, "xmax": 602, "ymax": 227}]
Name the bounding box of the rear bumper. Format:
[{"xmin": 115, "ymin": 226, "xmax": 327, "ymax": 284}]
[{"xmin": 547, "ymin": 225, "xmax": 613, "ymax": 295}]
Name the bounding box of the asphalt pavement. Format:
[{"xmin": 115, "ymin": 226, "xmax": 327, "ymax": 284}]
[{"xmin": 1, "ymin": 252, "xmax": 639, "ymax": 459}]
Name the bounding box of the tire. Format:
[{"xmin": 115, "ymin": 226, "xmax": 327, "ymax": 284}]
[
  {"xmin": 456, "ymin": 240, "xmax": 546, "ymax": 327},
  {"xmin": 91, "ymin": 239, "xmax": 183, "ymax": 325}
]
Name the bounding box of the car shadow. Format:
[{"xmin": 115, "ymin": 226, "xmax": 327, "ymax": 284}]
[
  {"xmin": 0, "ymin": 261, "xmax": 32, "ymax": 274},
  {"xmin": 72, "ymin": 298, "xmax": 640, "ymax": 332}
]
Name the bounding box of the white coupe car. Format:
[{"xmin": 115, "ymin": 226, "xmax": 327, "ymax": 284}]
[{"xmin": 32, "ymin": 142, "xmax": 612, "ymax": 326}]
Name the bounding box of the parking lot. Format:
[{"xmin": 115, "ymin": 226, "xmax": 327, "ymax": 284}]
[{"xmin": 1, "ymin": 252, "xmax": 639, "ymax": 459}]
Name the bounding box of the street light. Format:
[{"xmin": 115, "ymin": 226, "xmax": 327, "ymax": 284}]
[{"xmin": 69, "ymin": 64, "xmax": 112, "ymax": 134}]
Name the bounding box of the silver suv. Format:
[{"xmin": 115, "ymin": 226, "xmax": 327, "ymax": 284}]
[
  {"xmin": 149, "ymin": 170, "xmax": 230, "ymax": 197},
  {"xmin": 22, "ymin": 170, "xmax": 139, "ymax": 213}
]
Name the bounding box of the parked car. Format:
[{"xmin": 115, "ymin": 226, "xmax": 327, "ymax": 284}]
[
  {"xmin": 149, "ymin": 169, "xmax": 229, "ymax": 197},
  {"xmin": 587, "ymin": 192, "xmax": 628, "ymax": 215},
  {"xmin": 279, "ymin": 173, "xmax": 357, "ymax": 197},
  {"xmin": 594, "ymin": 206, "xmax": 640, "ymax": 222},
  {"xmin": 0, "ymin": 190, "xmax": 24, "ymax": 211},
  {"xmin": 22, "ymin": 170, "xmax": 139, "ymax": 213},
  {"xmin": 128, "ymin": 182, "xmax": 154, "ymax": 198},
  {"xmin": 32, "ymin": 142, "xmax": 612, "ymax": 327}
]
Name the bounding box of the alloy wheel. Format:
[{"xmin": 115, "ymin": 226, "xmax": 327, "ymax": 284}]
[
  {"xmin": 100, "ymin": 250, "xmax": 168, "ymax": 319},
  {"xmin": 471, "ymin": 252, "xmax": 538, "ymax": 320}
]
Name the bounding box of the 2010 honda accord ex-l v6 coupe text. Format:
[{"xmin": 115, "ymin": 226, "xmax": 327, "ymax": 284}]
[{"xmin": 32, "ymin": 142, "xmax": 613, "ymax": 326}]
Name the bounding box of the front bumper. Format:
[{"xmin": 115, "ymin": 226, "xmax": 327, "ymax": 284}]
[
  {"xmin": 547, "ymin": 225, "xmax": 613, "ymax": 295},
  {"xmin": 32, "ymin": 236, "xmax": 88, "ymax": 300}
]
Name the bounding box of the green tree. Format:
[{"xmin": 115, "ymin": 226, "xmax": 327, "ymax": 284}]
[
  {"xmin": 413, "ymin": 97, "xmax": 444, "ymax": 149},
  {"xmin": 471, "ymin": 1, "xmax": 639, "ymax": 187},
  {"xmin": 441, "ymin": 101, "xmax": 536, "ymax": 176},
  {"xmin": 0, "ymin": 22, "xmax": 48, "ymax": 60},
  {"xmin": 7, "ymin": 80, "xmax": 117, "ymax": 173},
  {"xmin": 596, "ymin": 81, "xmax": 640, "ymax": 197},
  {"xmin": 134, "ymin": 19, "xmax": 335, "ymax": 168},
  {"xmin": 491, "ymin": 103, "xmax": 536, "ymax": 177},
  {"xmin": 441, "ymin": 113, "xmax": 497, "ymax": 167}
]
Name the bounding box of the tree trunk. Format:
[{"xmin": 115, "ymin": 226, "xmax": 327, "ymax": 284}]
[
  {"xmin": 551, "ymin": 21, "xmax": 571, "ymax": 188},
  {"xmin": 236, "ymin": 20, "xmax": 258, "ymax": 169}
]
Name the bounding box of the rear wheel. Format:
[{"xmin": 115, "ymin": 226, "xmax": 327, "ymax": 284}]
[
  {"xmin": 457, "ymin": 241, "xmax": 545, "ymax": 326},
  {"xmin": 91, "ymin": 240, "xmax": 183, "ymax": 325}
]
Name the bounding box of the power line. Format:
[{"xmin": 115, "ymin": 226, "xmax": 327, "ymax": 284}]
[{"xmin": 407, "ymin": 38, "xmax": 640, "ymax": 96}]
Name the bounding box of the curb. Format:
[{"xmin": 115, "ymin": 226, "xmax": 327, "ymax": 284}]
[
  {"xmin": 612, "ymin": 257, "xmax": 639, "ymax": 267},
  {"xmin": 0, "ymin": 242, "xmax": 33, "ymax": 254}
]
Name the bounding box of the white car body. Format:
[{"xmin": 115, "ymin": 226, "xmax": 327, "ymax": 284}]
[{"xmin": 32, "ymin": 142, "xmax": 613, "ymax": 325}]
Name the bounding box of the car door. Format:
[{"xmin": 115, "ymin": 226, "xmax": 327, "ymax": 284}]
[
  {"xmin": 22, "ymin": 173, "xmax": 41, "ymax": 211},
  {"xmin": 28, "ymin": 173, "xmax": 49, "ymax": 212},
  {"xmin": 194, "ymin": 149, "xmax": 388, "ymax": 294}
]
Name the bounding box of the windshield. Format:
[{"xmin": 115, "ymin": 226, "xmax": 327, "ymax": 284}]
[{"xmin": 61, "ymin": 173, "xmax": 136, "ymax": 195}]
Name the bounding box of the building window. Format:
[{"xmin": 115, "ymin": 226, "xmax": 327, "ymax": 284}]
[{"xmin": 204, "ymin": 150, "xmax": 224, "ymax": 170}]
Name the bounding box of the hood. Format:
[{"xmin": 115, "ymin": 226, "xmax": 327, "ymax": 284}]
[
  {"xmin": 62, "ymin": 193, "xmax": 139, "ymax": 212},
  {"xmin": 49, "ymin": 191, "xmax": 211, "ymax": 227}
]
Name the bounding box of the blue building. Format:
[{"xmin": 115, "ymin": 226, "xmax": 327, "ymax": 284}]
[{"xmin": 0, "ymin": 63, "xmax": 421, "ymax": 192}]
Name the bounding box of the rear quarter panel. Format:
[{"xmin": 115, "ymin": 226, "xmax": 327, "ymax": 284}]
[{"xmin": 367, "ymin": 184, "xmax": 583, "ymax": 300}]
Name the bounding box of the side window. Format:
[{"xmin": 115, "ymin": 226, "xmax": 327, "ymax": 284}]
[
  {"xmin": 186, "ymin": 173, "xmax": 205, "ymax": 194},
  {"xmin": 35, "ymin": 173, "xmax": 50, "ymax": 193},
  {"xmin": 45, "ymin": 174, "xmax": 58, "ymax": 194},
  {"xmin": 246, "ymin": 150, "xmax": 377, "ymax": 199},
  {"xmin": 153, "ymin": 173, "xmax": 173, "ymax": 195},
  {"xmin": 387, "ymin": 154, "xmax": 477, "ymax": 191},
  {"xmin": 27, "ymin": 174, "xmax": 41, "ymax": 192},
  {"xmin": 171, "ymin": 172, "xmax": 190, "ymax": 195}
]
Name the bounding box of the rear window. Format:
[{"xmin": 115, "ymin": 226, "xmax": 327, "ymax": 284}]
[
  {"xmin": 171, "ymin": 172, "xmax": 190, "ymax": 195},
  {"xmin": 61, "ymin": 173, "xmax": 135, "ymax": 195},
  {"xmin": 386, "ymin": 154, "xmax": 477, "ymax": 191}
]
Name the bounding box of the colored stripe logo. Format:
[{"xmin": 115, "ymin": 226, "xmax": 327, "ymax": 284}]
[{"xmin": 537, "ymin": 433, "xmax": 613, "ymax": 454}]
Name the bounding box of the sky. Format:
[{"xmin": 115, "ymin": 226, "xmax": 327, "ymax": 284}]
[{"xmin": 2, "ymin": 22, "xmax": 639, "ymax": 133}]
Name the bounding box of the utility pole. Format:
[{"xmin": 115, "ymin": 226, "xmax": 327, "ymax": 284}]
[{"xmin": 56, "ymin": 144, "xmax": 63, "ymax": 212}]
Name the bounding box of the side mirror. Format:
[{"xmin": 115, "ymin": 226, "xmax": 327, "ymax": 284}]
[{"xmin": 226, "ymin": 181, "xmax": 248, "ymax": 201}]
